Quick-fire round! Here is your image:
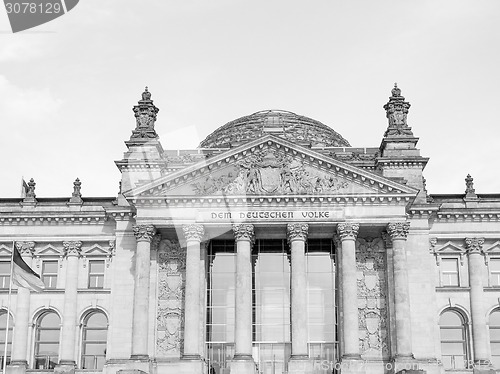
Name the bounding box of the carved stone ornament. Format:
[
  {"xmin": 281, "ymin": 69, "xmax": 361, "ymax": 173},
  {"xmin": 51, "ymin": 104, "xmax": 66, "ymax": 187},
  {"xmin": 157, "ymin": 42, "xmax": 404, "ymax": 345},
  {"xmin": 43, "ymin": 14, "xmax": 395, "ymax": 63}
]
[
  {"xmin": 158, "ymin": 239, "xmax": 186, "ymax": 273},
  {"xmin": 191, "ymin": 148, "xmax": 350, "ymax": 195},
  {"xmin": 15, "ymin": 241, "xmax": 35, "ymax": 256},
  {"xmin": 336, "ymin": 223, "xmax": 359, "ymax": 241},
  {"xmin": 156, "ymin": 238, "xmax": 186, "ymax": 357},
  {"xmin": 465, "ymin": 174, "xmax": 477, "ymax": 198},
  {"xmin": 133, "ymin": 224, "xmax": 157, "ymax": 242},
  {"xmin": 386, "ymin": 222, "xmax": 410, "ymax": 239},
  {"xmin": 182, "ymin": 224, "xmax": 204, "ymax": 242},
  {"xmin": 465, "ymin": 237, "xmax": 485, "ymax": 254},
  {"xmin": 287, "ymin": 223, "xmax": 309, "ymax": 243},
  {"xmin": 69, "ymin": 178, "xmax": 83, "ymax": 204},
  {"xmin": 233, "ymin": 224, "xmax": 255, "ymax": 243},
  {"xmin": 130, "ymin": 87, "xmax": 159, "ymax": 139},
  {"xmin": 356, "ymin": 237, "xmax": 389, "ymax": 358},
  {"xmin": 23, "ymin": 178, "xmax": 37, "ymax": 203},
  {"xmin": 381, "ymin": 231, "xmax": 392, "ymax": 249},
  {"xmin": 383, "ymin": 83, "xmax": 414, "ymax": 137},
  {"xmin": 63, "ymin": 241, "xmax": 82, "ymax": 257}
]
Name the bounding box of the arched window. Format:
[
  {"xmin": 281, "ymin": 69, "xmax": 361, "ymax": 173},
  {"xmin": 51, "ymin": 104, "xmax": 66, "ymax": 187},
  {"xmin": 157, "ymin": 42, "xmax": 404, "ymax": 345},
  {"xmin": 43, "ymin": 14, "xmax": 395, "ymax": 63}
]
[
  {"xmin": 490, "ymin": 309, "xmax": 500, "ymax": 368},
  {"xmin": 0, "ymin": 310, "xmax": 13, "ymax": 367},
  {"xmin": 439, "ymin": 309, "xmax": 468, "ymax": 369},
  {"xmin": 34, "ymin": 311, "xmax": 60, "ymax": 369},
  {"xmin": 81, "ymin": 311, "xmax": 108, "ymax": 369}
]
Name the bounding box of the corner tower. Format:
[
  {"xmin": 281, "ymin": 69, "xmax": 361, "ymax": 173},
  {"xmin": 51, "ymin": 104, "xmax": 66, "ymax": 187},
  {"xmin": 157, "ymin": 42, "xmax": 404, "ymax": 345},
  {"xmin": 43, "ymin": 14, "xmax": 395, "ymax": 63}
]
[
  {"xmin": 377, "ymin": 84, "xmax": 429, "ymax": 204},
  {"xmin": 115, "ymin": 87, "xmax": 167, "ymax": 196}
]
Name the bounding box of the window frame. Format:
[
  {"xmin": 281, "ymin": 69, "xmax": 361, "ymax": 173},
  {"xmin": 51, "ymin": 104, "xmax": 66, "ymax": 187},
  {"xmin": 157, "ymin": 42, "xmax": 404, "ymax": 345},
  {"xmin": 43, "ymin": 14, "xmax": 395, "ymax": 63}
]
[
  {"xmin": 489, "ymin": 309, "xmax": 500, "ymax": 369},
  {"xmin": 80, "ymin": 310, "xmax": 108, "ymax": 370},
  {"xmin": 488, "ymin": 257, "xmax": 500, "ymax": 287},
  {"xmin": 0, "ymin": 310, "xmax": 13, "ymax": 367},
  {"xmin": 0, "ymin": 261, "xmax": 11, "ymax": 290},
  {"xmin": 439, "ymin": 309, "xmax": 469, "ymax": 369},
  {"xmin": 41, "ymin": 260, "xmax": 59, "ymax": 289},
  {"xmin": 439, "ymin": 256, "xmax": 461, "ymax": 287},
  {"xmin": 87, "ymin": 259, "xmax": 106, "ymax": 289},
  {"xmin": 33, "ymin": 311, "xmax": 61, "ymax": 370}
]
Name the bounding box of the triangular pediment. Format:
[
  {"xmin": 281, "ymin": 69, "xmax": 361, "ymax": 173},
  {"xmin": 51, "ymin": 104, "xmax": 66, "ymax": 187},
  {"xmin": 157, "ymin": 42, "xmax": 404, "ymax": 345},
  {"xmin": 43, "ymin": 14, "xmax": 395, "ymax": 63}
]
[
  {"xmin": 128, "ymin": 135, "xmax": 417, "ymax": 200},
  {"xmin": 484, "ymin": 241, "xmax": 500, "ymax": 254},
  {"xmin": 35, "ymin": 244, "xmax": 62, "ymax": 256},
  {"xmin": 433, "ymin": 241, "xmax": 466, "ymax": 254}
]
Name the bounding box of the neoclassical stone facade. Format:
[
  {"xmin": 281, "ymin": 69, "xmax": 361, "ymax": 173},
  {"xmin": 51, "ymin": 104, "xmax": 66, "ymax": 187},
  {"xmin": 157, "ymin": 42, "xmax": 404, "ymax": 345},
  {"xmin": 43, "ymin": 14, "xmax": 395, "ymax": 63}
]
[{"xmin": 0, "ymin": 85, "xmax": 499, "ymax": 374}]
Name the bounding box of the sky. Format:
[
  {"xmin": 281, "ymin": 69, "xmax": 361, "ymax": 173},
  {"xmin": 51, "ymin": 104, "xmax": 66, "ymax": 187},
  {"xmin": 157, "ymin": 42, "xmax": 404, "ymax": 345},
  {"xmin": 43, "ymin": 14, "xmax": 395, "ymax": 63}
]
[{"xmin": 0, "ymin": 0, "xmax": 499, "ymax": 198}]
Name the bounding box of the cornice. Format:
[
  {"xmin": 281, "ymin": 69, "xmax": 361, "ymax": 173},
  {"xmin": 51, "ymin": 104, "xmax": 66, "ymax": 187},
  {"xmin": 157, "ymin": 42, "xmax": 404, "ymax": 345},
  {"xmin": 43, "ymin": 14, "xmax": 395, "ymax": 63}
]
[
  {"xmin": 435, "ymin": 212, "xmax": 500, "ymax": 222},
  {"xmin": 407, "ymin": 204, "xmax": 441, "ymax": 217},
  {"xmin": 129, "ymin": 193, "xmax": 413, "ymax": 208},
  {"xmin": 376, "ymin": 158, "xmax": 429, "ymax": 169},
  {"xmin": 0, "ymin": 212, "xmax": 108, "ymax": 225}
]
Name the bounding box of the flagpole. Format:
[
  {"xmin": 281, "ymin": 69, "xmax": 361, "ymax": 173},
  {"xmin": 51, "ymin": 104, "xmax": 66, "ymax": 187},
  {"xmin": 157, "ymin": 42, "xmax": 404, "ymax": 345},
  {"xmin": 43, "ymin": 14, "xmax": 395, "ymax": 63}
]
[{"xmin": 2, "ymin": 241, "xmax": 15, "ymax": 374}]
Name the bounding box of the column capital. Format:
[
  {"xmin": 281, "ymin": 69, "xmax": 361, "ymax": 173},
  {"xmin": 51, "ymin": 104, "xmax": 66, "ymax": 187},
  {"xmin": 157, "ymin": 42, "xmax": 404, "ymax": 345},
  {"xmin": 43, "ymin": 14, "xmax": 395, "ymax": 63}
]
[
  {"xmin": 232, "ymin": 224, "xmax": 255, "ymax": 244},
  {"xmin": 182, "ymin": 224, "xmax": 205, "ymax": 242},
  {"xmin": 465, "ymin": 237, "xmax": 485, "ymax": 255},
  {"xmin": 287, "ymin": 223, "xmax": 309, "ymax": 243},
  {"xmin": 15, "ymin": 241, "xmax": 35, "ymax": 256},
  {"xmin": 386, "ymin": 222, "xmax": 410, "ymax": 240},
  {"xmin": 336, "ymin": 223, "xmax": 359, "ymax": 241},
  {"xmin": 63, "ymin": 241, "xmax": 82, "ymax": 257},
  {"xmin": 133, "ymin": 224, "xmax": 157, "ymax": 242}
]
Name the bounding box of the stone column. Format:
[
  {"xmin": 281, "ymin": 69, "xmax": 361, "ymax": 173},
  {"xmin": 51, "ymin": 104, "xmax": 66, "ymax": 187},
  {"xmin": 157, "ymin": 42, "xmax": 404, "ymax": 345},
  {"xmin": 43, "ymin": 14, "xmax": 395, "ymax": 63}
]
[
  {"xmin": 131, "ymin": 224, "xmax": 156, "ymax": 360},
  {"xmin": 386, "ymin": 222, "xmax": 413, "ymax": 359},
  {"xmin": 230, "ymin": 224, "xmax": 256, "ymax": 373},
  {"xmin": 182, "ymin": 224, "xmax": 204, "ymax": 360},
  {"xmin": 337, "ymin": 223, "xmax": 361, "ymax": 359},
  {"xmin": 287, "ymin": 223, "xmax": 312, "ymax": 373},
  {"xmin": 10, "ymin": 242, "xmax": 36, "ymax": 367},
  {"xmin": 59, "ymin": 241, "xmax": 83, "ymax": 367},
  {"xmin": 465, "ymin": 238, "xmax": 489, "ymax": 365}
]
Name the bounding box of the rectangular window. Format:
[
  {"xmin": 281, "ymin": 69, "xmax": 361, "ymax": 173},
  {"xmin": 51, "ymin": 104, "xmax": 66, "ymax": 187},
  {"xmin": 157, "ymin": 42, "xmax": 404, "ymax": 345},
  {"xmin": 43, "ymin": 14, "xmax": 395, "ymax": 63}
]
[
  {"xmin": 0, "ymin": 262, "xmax": 10, "ymax": 289},
  {"xmin": 88, "ymin": 260, "xmax": 105, "ymax": 289},
  {"xmin": 441, "ymin": 258, "xmax": 460, "ymax": 287},
  {"xmin": 41, "ymin": 261, "xmax": 58, "ymax": 289},
  {"xmin": 490, "ymin": 258, "xmax": 500, "ymax": 287}
]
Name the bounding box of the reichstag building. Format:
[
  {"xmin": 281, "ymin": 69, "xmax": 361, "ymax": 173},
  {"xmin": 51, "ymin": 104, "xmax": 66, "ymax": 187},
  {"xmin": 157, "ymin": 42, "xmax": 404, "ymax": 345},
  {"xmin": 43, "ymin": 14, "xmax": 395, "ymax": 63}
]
[{"xmin": 1, "ymin": 85, "xmax": 499, "ymax": 374}]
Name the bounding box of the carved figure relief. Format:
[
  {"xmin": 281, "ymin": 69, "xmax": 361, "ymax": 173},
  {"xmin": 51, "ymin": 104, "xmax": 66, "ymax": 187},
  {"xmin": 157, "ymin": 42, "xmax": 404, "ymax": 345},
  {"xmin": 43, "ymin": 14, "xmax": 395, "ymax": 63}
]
[
  {"xmin": 156, "ymin": 239, "xmax": 186, "ymax": 357},
  {"xmin": 356, "ymin": 237, "xmax": 389, "ymax": 358},
  {"xmin": 191, "ymin": 148, "xmax": 350, "ymax": 195}
]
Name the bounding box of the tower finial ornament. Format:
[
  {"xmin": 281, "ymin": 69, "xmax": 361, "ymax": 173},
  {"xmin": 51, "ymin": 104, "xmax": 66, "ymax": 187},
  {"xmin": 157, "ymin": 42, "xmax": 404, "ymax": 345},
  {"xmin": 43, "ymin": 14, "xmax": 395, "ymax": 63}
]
[
  {"xmin": 383, "ymin": 83, "xmax": 413, "ymax": 137},
  {"xmin": 130, "ymin": 86, "xmax": 159, "ymax": 140},
  {"xmin": 465, "ymin": 174, "xmax": 477, "ymax": 198},
  {"xmin": 141, "ymin": 86, "xmax": 151, "ymax": 101}
]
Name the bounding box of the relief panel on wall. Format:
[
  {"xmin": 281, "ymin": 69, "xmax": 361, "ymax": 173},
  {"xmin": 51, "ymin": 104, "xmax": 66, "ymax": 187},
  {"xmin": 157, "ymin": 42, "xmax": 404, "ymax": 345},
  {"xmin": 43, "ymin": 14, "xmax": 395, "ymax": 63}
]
[
  {"xmin": 156, "ymin": 239, "xmax": 186, "ymax": 358},
  {"xmin": 356, "ymin": 237, "xmax": 389, "ymax": 359}
]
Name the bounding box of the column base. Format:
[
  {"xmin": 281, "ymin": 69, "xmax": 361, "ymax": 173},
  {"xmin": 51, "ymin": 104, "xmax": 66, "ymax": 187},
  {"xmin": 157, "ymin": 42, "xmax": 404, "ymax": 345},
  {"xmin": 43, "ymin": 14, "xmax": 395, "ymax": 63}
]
[
  {"xmin": 390, "ymin": 355, "xmax": 423, "ymax": 374},
  {"xmin": 288, "ymin": 356, "xmax": 314, "ymax": 374},
  {"xmin": 130, "ymin": 354, "xmax": 149, "ymax": 361},
  {"xmin": 54, "ymin": 362, "xmax": 76, "ymax": 374},
  {"xmin": 229, "ymin": 356, "xmax": 256, "ymax": 374},
  {"xmin": 340, "ymin": 356, "xmax": 365, "ymax": 374},
  {"xmin": 8, "ymin": 361, "xmax": 27, "ymax": 367},
  {"xmin": 5, "ymin": 363, "xmax": 27, "ymax": 374}
]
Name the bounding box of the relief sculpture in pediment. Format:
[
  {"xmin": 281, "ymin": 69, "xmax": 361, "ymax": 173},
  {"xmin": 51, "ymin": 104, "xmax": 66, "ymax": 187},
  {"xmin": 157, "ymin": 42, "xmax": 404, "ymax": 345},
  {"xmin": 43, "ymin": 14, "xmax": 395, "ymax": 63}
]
[{"xmin": 191, "ymin": 148, "xmax": 350, "ymax": 195}]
